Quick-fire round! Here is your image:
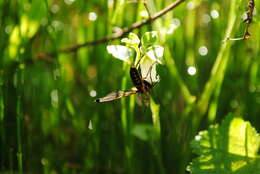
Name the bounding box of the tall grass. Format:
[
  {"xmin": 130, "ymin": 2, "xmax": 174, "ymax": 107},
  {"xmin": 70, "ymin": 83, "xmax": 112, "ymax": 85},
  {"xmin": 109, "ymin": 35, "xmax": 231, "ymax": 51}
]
[{"xmin": 1, "ymin": 0, "xmax": 260, "ymax": 173}]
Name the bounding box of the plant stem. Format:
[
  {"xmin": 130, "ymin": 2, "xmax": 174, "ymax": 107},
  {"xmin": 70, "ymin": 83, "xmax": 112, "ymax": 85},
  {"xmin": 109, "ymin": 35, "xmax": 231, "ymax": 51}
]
[
  {"xmin": 16, "ymin": 96, "xmax": 23, "ymax": 174},
  {"xmin": 195, "ymin": 0, "xmax": 242, "ymax": 130},
  {"xmin": 165, "ymin": 46, "xmax": 195, "ymax": 104},
  {"xmin": 120, "ymin": 63, "xmax": 133, "ymax": 173}
]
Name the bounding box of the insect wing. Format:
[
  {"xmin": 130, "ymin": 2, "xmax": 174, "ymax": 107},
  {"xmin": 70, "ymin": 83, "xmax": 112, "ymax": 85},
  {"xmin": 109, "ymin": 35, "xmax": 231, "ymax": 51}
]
[
  {"xmin": 95, "ymin": 90, "xmax": 137, "ymax": 103},
  {"xmin": 136, "ymin": 82, "xmax": 152, "ymax": 106},
  {"xmin": 140, "ymin": 57, "xmax": 160, "ymax": 84}
]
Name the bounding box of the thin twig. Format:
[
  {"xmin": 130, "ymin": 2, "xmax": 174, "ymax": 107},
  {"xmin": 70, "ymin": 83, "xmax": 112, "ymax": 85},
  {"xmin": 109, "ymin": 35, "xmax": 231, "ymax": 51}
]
[
  {"xmin": 143, "ymin": 0, "xmax": 152, "ymax": 19},
  {"xmin": 56, "ymin": 0, "xmax": 185, "ymax": 54}
]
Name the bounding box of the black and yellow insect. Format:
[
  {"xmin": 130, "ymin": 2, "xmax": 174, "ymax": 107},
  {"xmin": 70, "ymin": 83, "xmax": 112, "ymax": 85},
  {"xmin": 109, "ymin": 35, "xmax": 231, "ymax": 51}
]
[
  {"xmin": 130, "ymin": 66, "xmax": 153, "ymax": 94},
  {"xmin": 95, "ymin": 65, "xmax": 154, "ymax": 104}
]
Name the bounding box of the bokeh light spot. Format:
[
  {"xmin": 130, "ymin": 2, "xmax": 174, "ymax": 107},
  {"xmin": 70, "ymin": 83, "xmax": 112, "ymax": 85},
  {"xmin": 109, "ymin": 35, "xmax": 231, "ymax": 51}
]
[
  {"xmin": 51, "ymin": 89, "xmax": 59, "ymax": 108},
  {"xmin": 198, "ymin": 46, "xmax": 208, "ymax": 56},
  {"xmin": 202, "ymin": 14, "xmax": 211, "ymax": 24},
  {"xmin": 51, "ymin": 4, "xmax": 60, "ymax": 13},
  {"xmin": 90, "ymin": 90, "xmax": 97, "ymax": 97},
  {"xmin": 210, "ymin": 10, "xmax": 219, "ymax": 19},
  {"xmin": 187, "ymin": 66, "xmax": 197, "ymax": 76},
  {"xmin": 51, "ymin": 20, "xmax": 64, "ymax": 31},
  {"xmin": 186, "ymin": 1, "xmax": 195, "ymax": 10},
  {"xmin": 64, "ymin": 0, "xmax": 76, "ymax": 5},
  {"xmin": 88, "ymin": 12, "xmax": 97, "ymax": 21},
  {"xmin": 5, "ymin": 25, "xmax": 13, "ymax": 34},
  {"xmin": 140, "ymin": 10, "xmax": 149, "ymax": 18}
]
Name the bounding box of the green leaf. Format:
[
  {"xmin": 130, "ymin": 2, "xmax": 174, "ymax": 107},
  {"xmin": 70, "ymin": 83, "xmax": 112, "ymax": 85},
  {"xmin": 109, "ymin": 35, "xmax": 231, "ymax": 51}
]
[
  {"xmin": 66, "ymin": 99, "xmax": 75, "ymax": 116},
  {"xmin": 150, "ymin": 98, "xmax": 160, "ymax": 135},
  {"xmin": 121, "ymin": 32, "xmax": 140, "ymax": 48},
  {"xmin": 141, "ymin": 31, "xmax": 158, "ymax": 47},
  {"xmin": 187, "ymin": 114, "xmax": 260, "ymax": 174},
  {"xmin": 131, "ymin": 124, "xmax": 159, "ymax": 141},
  {"xmin": 106, "ymin": 45, "xmax": 134, "ymax": 63},
  {"xmin": 145, "ymin": 45, "xmax": 164, "ymax": 64}
]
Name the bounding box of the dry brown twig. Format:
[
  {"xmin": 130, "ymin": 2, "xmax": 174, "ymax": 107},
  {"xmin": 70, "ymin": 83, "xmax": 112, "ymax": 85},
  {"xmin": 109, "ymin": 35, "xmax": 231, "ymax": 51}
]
[{"xmin": 40, "ymin": 0, "xmax": 185, "ymax": 56}]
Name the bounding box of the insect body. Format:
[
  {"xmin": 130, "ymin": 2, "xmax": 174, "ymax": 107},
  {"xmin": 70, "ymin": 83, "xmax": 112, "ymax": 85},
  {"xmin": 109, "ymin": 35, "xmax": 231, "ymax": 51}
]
[
  {"xmin": 95, "ymin": 66, "xmax": 154, "ymax": 103},
  {"xmin": 130, "ymin": 66, "xmax": 152, "ymax": 93}
]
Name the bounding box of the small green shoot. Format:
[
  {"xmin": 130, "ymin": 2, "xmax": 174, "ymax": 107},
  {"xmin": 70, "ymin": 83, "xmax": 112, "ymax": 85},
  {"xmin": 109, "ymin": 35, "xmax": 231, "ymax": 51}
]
[{"xmin": 106, "ymin": 31, "xmax": 164, "ymax": 85}]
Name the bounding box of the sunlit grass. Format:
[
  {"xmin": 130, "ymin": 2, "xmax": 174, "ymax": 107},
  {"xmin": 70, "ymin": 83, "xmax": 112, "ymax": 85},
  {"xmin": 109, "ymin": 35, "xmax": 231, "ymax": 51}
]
[{"xmin": 1, "ymin": 0, "xmax": 260, "ymax": 173}]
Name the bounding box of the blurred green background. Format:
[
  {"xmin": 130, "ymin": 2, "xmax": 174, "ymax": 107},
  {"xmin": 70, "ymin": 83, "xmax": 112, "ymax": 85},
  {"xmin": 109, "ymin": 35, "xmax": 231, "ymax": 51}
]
[{"xmin": 1, "ymin": 0, "xmax": 260, "ymax": 173}]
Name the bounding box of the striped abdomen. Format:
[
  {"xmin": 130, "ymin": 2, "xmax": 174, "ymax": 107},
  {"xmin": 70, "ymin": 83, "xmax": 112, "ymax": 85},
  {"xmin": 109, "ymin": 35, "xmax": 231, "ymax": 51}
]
[
  {"xmin": 130, "ymin": 66, "xmax": 152, "ymax": 93},
  {"xmin": 130, "ymin": 66, "xmax": 143, "ymax": 92},
  {"xmin": 143, "ymin": 80, "xmax": 152, "ymax": 92}
]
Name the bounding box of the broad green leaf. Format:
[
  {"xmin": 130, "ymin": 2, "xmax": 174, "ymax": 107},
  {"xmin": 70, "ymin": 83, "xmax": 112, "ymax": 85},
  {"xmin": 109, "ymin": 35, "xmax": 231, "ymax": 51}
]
[
  {"xmin": 131, "ymin": 124, "xmax": 159, "ymax": 141},
  {"xmin": 187, "ymin": 114, "xmax": 260, "ymax": 174},
  {"xmin": 145, "ymin": 45, "xmax": 164, "ymax": 64},
  {"xmin": 141, "ymin": 31, "xmax": 158, "ymax": 47},
  {"xmin": 106, "ymin": 45, "xmax": 134, "ymax": 63},
  {"xmin": 121, "ymin": 32, "xmax": 140, "ymax": 48}
]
